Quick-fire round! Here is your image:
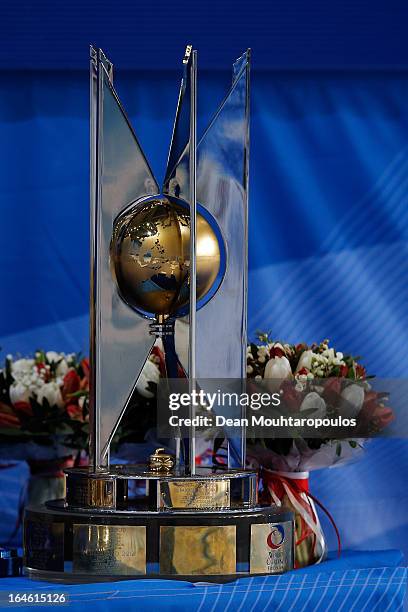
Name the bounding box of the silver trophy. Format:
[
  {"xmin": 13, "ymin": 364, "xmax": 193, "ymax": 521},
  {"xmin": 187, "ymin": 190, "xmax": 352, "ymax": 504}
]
[{"xmin": 23, "ymin": 45, "xmax": 294, "ymax": 580}]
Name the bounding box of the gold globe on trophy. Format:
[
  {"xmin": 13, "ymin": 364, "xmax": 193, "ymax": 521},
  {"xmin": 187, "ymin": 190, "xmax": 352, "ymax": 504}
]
[{"xmin": 110, "ymin": 195, "xmax": 223, "ymax": 318}]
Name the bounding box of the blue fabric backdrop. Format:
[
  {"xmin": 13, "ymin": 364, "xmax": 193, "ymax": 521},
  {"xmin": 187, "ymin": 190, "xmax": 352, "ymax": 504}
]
[{"xmin": 0, "ymin": 68, "xmax": 407, "ymax": 559}]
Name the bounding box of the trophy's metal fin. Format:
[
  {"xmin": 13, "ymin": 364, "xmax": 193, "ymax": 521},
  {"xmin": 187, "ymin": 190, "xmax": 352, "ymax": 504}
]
[
  {"xmin": 161, "ymin": 47, "xmax": 198, "ymax": 473},
  {"xmin": 163, "ymin": 45, "xmax": 193, "ymax": 194},
  {"xmin": 171, "ymin": 50, "xmax": 251, "ymax": 468},
  {"xmin": 89, "ymin": 47, "xmax": 158, "ymax": 469}
]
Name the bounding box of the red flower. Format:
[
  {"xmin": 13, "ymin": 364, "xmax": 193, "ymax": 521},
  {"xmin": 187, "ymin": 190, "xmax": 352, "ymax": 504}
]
[
  {"xmin": 355, "ymin": 364, "xmax": 366, "ymax": 379},
  {"xmin": 62, "ymin": 369, "xmax": 80, "ymax": 399},
  {"xmin": 66, "ymin": 404, "xmax": 84, "ymax": 422},
  {"xmin": 358, "ymin": 392, "xmax": 394, "ymax": 432},
  {"xmin": 270, "ymin": 346, "xmax": 285, "ymax": 359},
  {"xmin": 80, "ymin": 377, "xmax": 88, "ymax": 391},
  {"xmin": 339, "ymin": 365, "xmax": 348, "ymax": 377},
  {"xmin": 323, "ymin": 378, "xmax": 342, "ymax": 405},
  {"xmin": 0, "ymin": 411, "xmax": 20, "ymax": 428},
  {"xmin": 371, "ymin": 405, "xmax": 394, "ymax": 429},
  {"xmin": 13, "ymin": 401, "xmax": 33, "ymax": 416},
  {"xmin": 81, "ymin": 358, "xmax": 90, "ymax": 381},
  {"xmin": 280, "ymin": 380, "xmax": 302, "ymax": 412},
  {"xmin": 297, "ymin": 367, "xmax": 309, "ymax": 376},
  {"xmin": 36, "ymin": 362, "xmax": 50, "ymax": 382}
]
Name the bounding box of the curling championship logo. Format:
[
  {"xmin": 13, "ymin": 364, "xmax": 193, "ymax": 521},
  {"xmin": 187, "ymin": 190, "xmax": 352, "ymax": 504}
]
[{"xmin": 266, "ymin": 524, "xmax": 285, "ymax": 550}]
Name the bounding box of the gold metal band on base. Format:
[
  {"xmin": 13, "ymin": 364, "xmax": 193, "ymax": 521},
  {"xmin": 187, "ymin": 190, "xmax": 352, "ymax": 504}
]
[{"xmin": 24, "ymin": 505, "xmax": 294, "ymax": 581}]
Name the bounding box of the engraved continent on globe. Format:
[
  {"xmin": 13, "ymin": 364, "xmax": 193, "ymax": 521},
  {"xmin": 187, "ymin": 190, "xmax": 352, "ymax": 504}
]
[{"xmin": 110, "ymin": 196, "xmax": 223, "ymax": 318}]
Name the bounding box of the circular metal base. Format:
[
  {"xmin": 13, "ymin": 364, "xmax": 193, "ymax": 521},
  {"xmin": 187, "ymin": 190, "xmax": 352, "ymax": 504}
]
[
  {"xmin": 64, "ymin": 465, "xmax": 258, "ymax": 512},
  {"xmin": 24, "ymin": 504, "xmax": 294, "ymax": 581}
]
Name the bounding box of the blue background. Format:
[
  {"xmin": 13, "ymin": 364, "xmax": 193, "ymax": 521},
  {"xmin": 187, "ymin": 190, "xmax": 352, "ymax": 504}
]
[{"xmin": 0, "ymin": 0, "xmax": 407, "ymax": 561}]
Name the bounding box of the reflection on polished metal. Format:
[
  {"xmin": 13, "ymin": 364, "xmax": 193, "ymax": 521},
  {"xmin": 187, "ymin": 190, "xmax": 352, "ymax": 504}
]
[
  {"xmin": 63, "ymin": 466, "xmax": 256, "ymax": 511},
  {"xmin": 73, "ymin": 525, "xmax": 146, "ymax": 575},
  {"xmin": 23, "ymin": 45, "xmax": 295, "ymax": 582},
  {"xmin": 160, "ymin": 526, "xmax": 236, "ymax": 575},
  {"xmin": 160, "ymin": 479, "xmax": 230, "ymax": 510}
]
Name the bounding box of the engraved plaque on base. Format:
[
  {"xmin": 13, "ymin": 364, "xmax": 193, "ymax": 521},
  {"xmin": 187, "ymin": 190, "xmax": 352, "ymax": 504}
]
[
  {"xmin": 24, "ymin": 520, "xmax": 64, "ymax": 572},
  {"xmin": 160, "ymin": 479, "xmax": 230, "ymax": 510},
  {"xmin": 73, "ymin": 524, "xmax": 146, "ymax": 575},
  {"xmin": 250, "ymin": 522, "xmax": 293, "ymax": 574},
  {"xmin": 160, "ymin": 525, "xmax": 236, "ymax": 575}
]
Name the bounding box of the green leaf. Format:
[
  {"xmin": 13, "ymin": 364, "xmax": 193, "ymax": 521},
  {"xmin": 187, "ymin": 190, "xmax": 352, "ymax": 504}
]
[
  {"xmin": 55, "ymin": 423, "xmax": 75, "ymax": 435},
  {"xmin": 66, "ymin": 390, "xmax": 89, "ymax": 399}
]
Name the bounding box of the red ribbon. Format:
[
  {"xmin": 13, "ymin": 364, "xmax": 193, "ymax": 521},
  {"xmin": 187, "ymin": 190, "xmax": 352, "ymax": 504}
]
[{"xmin": 262, "ymin": 469, "xmax": 341, "ymax": 567}]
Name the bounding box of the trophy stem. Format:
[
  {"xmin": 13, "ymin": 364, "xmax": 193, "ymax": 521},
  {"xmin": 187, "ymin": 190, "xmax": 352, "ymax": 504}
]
[{"xmin": 150, "ymin": 316, "xmax": 186, "ymax": 468}]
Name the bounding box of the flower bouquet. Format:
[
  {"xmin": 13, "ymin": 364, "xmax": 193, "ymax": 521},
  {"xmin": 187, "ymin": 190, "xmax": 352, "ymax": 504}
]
[
  {"xmin": 0, "ymin": 349, "xmax": 161, "ymax": 505},
  {"xmin": 0, "ymin": 351, "xmax": 90, "ymax": 506},
  {"xmin": 246, "ymin": 333, "xmax": 394, "ymax": 568}
]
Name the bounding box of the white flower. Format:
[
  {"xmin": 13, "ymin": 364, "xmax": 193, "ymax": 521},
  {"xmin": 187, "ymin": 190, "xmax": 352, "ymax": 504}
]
[
  {"xmin": 35, "ymin": 382, "xmax": 64, "ymax": 408},
  {"xmin": 9, "ymin": 381, "xmax": 30, "ymax": 404},
  {"xmin": 136, "ymin": 359, "xmax": 160, "ymax": 398},
  {"xmin": 46, "ymin": 351, "xmax": 61, "ymax": 363},
  {"xmin": 340, "ymin": 384, "xmax": 365, "ymax": 418},
  {"xmin": 264, "ymin": 356, "xmax": 293, "ymax": 380},
  {"xmin": 322, "ymin": 348, "xmax": 335, "ymax": 361},
  {"xmin": 56, "ymin": 359, "xmax": 69, "ymax": 377},
  {"xmin": 11, "ymin": 358, "xmax": 35, "ymax": 379},
  {"xmin": 295, "ymin": 350, "xmax": 313, "ymax": 373},
  {"xmin": 247, "ymin": 365, "xmax": 253, "ymax": 374},
  {"xmin": 299, "ymin": 392, "xmax": 326, "ymax": 418}
]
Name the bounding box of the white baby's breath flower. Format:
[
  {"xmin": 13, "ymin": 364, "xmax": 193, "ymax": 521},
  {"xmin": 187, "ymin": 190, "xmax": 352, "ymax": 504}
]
[
  {"xmin": 257, "ymin": 346, "xmax": 269, "ymax": 357},
  {"xmin": 46, "ymin": 351, "xmax": 61, "ymax": 363},
  {"xmin": 11, "ymin": 358, "xmax": 35, "ymax": 379}
]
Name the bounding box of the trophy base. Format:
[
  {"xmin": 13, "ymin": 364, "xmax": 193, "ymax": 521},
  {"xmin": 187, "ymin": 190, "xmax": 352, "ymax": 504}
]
[{"xmin": 24, "ymin": 504, "xmax": 294, "ymax": 582}]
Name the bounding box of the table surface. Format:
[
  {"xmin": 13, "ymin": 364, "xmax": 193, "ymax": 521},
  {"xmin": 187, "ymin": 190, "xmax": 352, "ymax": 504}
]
[{"xmin": 0, "ymin": 551, "xmax": 406, "ymax": 611}]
